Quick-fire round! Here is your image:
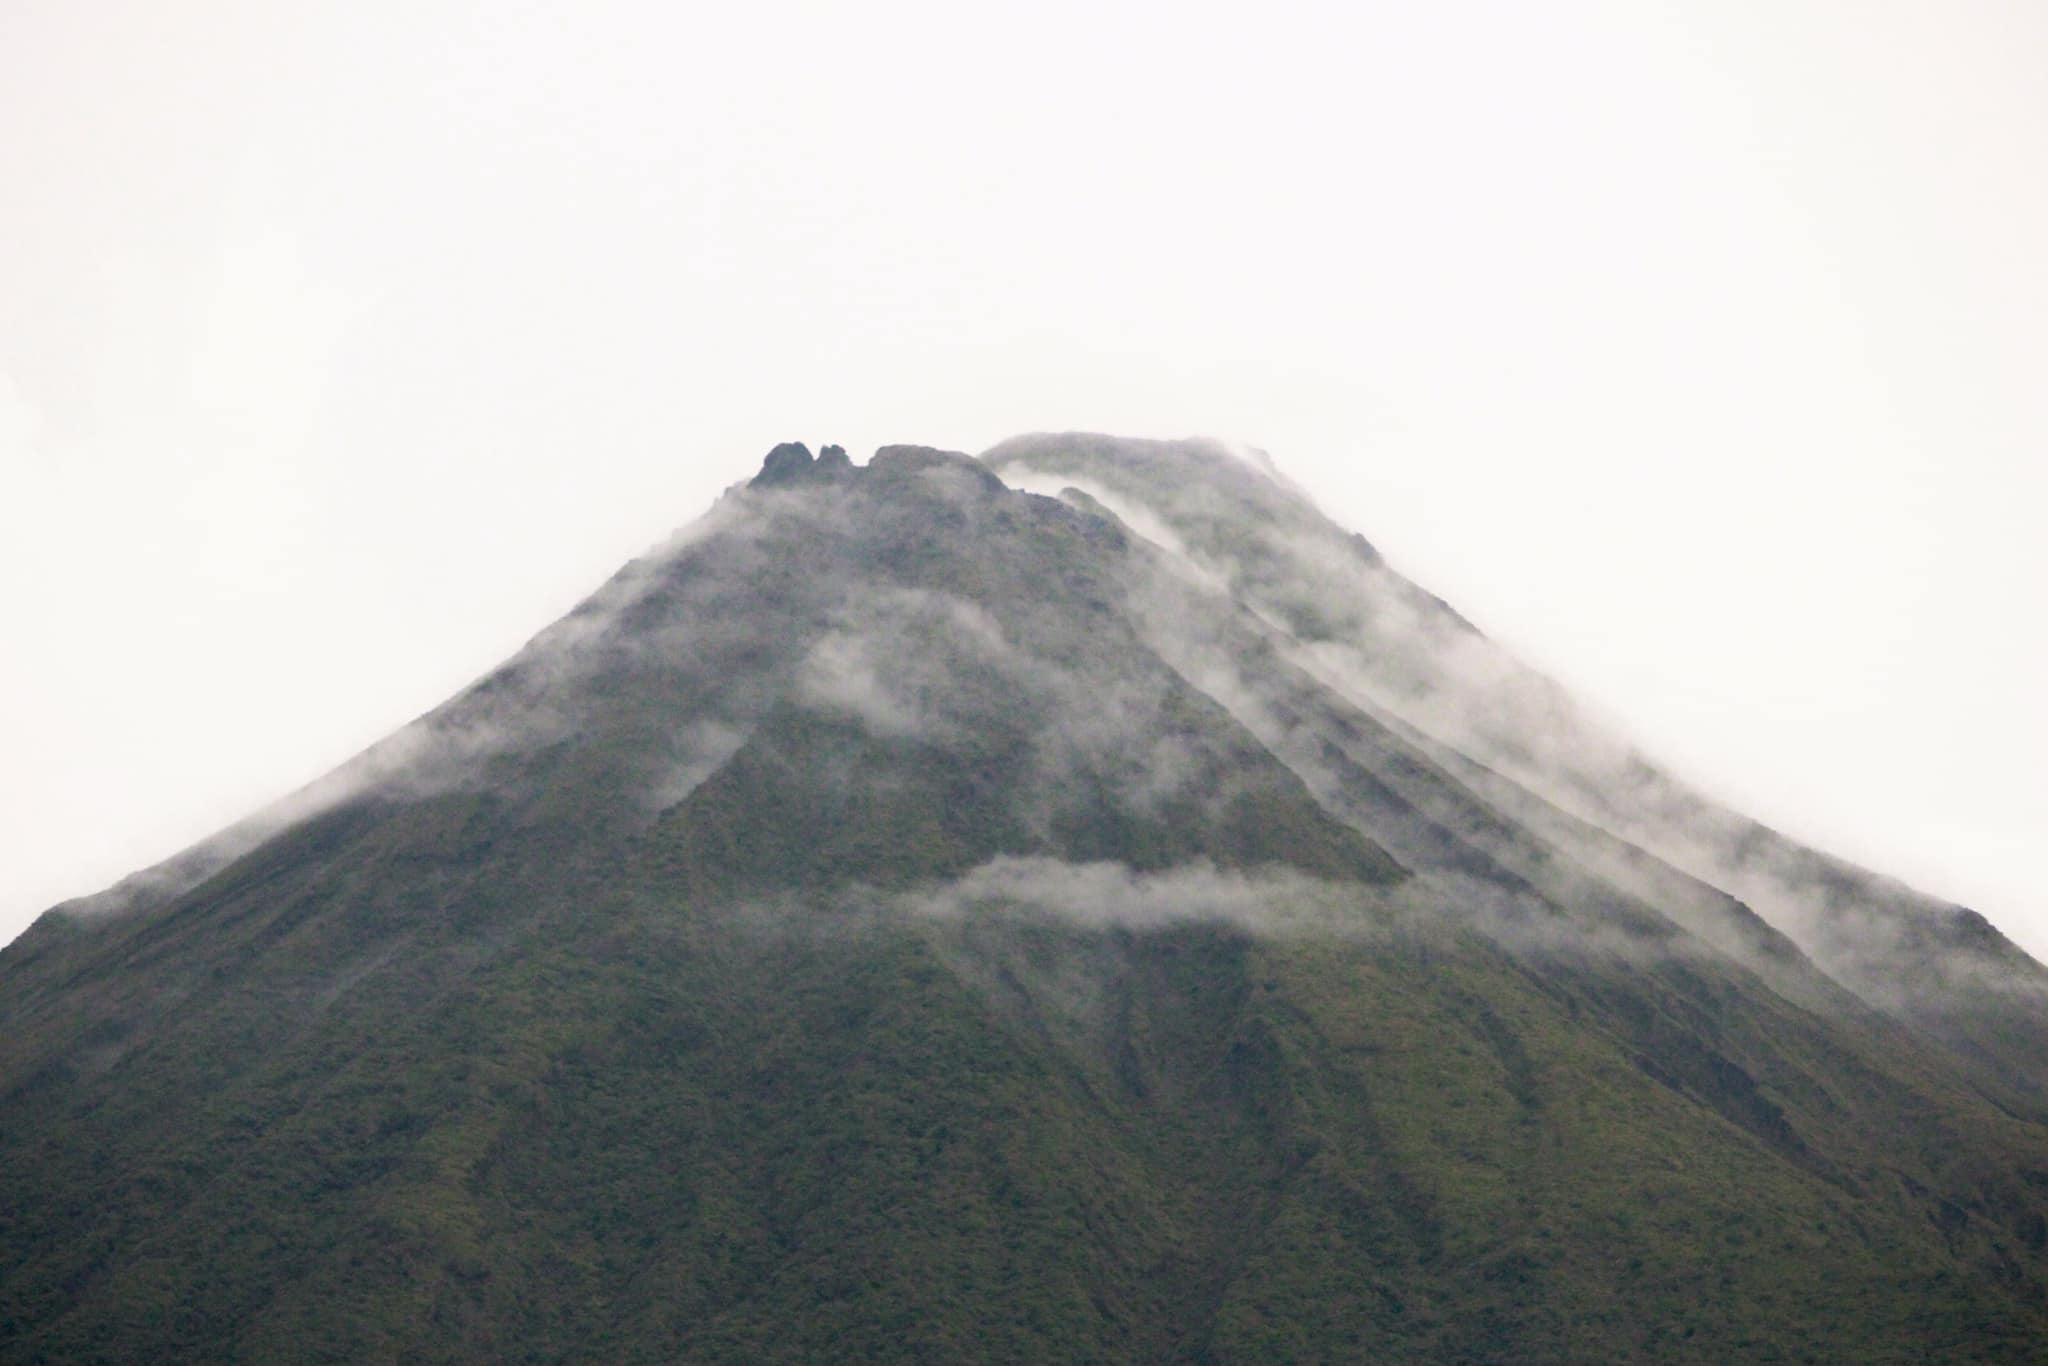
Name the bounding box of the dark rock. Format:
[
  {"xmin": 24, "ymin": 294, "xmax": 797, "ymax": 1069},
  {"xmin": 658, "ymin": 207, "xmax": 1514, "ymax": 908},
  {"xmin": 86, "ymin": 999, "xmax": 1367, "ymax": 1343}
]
[
  {"xmin": 750, "ymin": 442, "xmax": 816, "ymax": 488},
  {"xmin": 868, "ymin": 445, "xmax": 1007, "ymax": 495},
  {"xmin": 816, "ymin": 444, "xmax": 855, "ymax": 478}
]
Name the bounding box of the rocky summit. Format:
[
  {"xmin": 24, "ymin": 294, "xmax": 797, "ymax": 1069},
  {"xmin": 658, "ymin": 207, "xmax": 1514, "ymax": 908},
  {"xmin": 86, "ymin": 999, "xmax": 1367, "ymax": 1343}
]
[{"xmin": 5, "ymin": 435, "xmax": 2048, "ymax": 1362}]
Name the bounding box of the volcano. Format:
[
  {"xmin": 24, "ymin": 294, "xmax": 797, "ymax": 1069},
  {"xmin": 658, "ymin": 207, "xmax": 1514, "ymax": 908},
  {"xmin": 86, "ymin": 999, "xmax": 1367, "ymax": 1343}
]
[{"xmin": 5, "ymin": 436, "xmax": 2047, "ymax": 1361}]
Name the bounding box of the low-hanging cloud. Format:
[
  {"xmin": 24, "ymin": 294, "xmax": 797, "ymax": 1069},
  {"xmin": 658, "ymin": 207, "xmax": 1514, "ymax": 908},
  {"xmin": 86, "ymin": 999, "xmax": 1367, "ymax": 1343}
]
[
  {"xmin": 983, "ymin": 435, "xmax": 2048, "ymax": 1016},
  {"xmin": 880, "ymin": 853, "xmax": 1698, "ymax": 970},
  {"xmin": 795, "ymin": 588, "xmax": 1024, "ymax": 742},
  {"xmin": 900, "ymin": 855, "xmax": 1372, "ymax": 935}
]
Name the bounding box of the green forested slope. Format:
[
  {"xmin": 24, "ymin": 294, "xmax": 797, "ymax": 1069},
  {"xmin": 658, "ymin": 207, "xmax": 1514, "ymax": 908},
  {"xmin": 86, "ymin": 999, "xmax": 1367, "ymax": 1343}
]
[{"xmin": 5, "ymin": 439, "xmax": 2048, "ymax": 1362}]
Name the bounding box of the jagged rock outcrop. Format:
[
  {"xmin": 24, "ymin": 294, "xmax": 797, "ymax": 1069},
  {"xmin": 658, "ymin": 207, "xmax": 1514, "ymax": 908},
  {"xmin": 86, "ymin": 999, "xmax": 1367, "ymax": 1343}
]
[{"xmin": 749, "ymin": 440, "xmax": 817, "ymax": 487}]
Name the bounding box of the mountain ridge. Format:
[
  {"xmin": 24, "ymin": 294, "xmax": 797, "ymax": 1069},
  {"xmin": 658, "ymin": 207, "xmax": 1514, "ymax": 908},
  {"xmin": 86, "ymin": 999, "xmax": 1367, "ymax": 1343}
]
[{"xmin": 6, "ymin": 434, "xmax": 2048, "ymax": 1361}]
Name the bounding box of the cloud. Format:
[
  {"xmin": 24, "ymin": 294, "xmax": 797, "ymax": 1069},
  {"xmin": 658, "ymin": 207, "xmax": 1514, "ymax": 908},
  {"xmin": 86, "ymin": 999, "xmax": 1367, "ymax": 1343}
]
[
  {"xmin": 795, "ymin": 588, "xmax": 1023, "ymax": 742},
  {"xmin": 900, "ymin": 855, "xmax": 1371, "ymax": 935},
  {"xmin": 985, "ymin": 436, "xmax": 2048, "ymax": 1012},
  {"xmin": 870, "ymin": 853, "xmax": 1696, "ymax": 975}
]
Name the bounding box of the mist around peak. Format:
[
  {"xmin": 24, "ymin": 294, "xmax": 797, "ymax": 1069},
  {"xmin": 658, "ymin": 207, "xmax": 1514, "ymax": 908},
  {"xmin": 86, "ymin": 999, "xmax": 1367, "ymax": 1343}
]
[
  {"xmin": 7, "ymin": 436, "xmax": 2048, "ymax": 1360},
  {"xmin": 984, "ymin": 434, "xmax": 2048, "ymax": 1015},
  {"xmin": 36, "ymin": 431, "xmax": 2042, "ymax": 1033}
]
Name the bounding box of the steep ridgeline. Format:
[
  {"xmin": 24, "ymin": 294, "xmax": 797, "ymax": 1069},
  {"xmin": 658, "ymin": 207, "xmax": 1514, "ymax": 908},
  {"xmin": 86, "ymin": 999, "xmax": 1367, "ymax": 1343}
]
[
  {"xmin": 984, "ymin": 434, "xmax": 2048, "ymax": 1108},
  {"xmin": 3, "ymin": 439, "xmax": 2047, "ymax": 1362}
]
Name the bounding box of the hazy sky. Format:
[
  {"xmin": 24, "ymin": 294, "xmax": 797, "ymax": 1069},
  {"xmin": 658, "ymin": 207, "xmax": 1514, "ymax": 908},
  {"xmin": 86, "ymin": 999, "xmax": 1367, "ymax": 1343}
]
[{"xmin": 3, "ymin": 0, "xmax": 2043, "ymax": 955}]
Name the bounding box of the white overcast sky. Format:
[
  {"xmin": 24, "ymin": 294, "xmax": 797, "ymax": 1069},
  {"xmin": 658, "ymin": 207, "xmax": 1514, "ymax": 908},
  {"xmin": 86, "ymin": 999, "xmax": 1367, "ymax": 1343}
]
[{"xmin": 2, "ymin": 0, "xmax": 2043, "ymax": 955}]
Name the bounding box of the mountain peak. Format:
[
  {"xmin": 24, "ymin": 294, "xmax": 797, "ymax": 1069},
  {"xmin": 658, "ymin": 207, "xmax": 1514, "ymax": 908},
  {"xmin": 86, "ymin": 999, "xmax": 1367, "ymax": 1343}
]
[
  {"xmin": 749, "ymin": 439, "xmax": 818, "ymax": 487},
  {"xmin": 6, "ymin": 432, "xmax": 2048, "ymax": 1360},
  {"xmin": 868, "ymin": 443, "xmax": 1006, "ymax": 494},
  {"xmin": 747, "ymin": 441, "xmax": 1006, "ymax": 495}
]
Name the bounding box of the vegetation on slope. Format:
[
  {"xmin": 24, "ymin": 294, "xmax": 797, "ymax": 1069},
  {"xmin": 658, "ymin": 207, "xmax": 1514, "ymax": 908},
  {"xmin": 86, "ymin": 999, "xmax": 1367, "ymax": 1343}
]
[{"xmin": 6, "ymin": 440, "xmax": 2048, "ymax": 1362}]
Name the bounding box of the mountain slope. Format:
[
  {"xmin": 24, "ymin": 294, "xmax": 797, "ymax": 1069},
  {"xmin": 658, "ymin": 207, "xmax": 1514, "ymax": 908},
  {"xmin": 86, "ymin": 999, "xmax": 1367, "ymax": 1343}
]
[
  {"xmin": 986, "ymin": 433, "xmax": 2048, "ymax": 1098},
  {"xmin": 4, "ymin": 437, "xmax": 2047, "ymax": 1362}
]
